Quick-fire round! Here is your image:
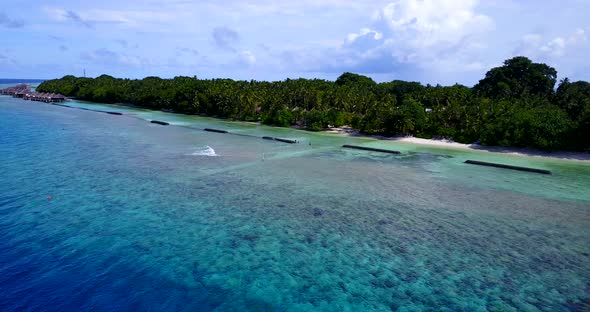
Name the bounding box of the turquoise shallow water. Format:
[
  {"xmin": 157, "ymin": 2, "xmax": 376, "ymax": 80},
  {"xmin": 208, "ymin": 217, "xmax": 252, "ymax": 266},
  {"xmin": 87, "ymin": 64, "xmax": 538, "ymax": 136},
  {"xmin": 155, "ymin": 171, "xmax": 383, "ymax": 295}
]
[{"xmin": 1, "ymin": 94, "xmax": 589, "ymax": 311}]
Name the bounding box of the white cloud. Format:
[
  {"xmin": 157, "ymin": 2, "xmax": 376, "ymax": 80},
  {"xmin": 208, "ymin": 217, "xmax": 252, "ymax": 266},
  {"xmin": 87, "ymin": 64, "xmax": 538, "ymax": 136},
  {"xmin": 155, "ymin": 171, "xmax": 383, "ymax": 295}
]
[
  {"xmin": 518, "ymin": 28, "xmax": 588, "ymax": 58},
  {"xmin": 44, "ymin": 8, "xmax": 68, "ymax": 21},
  {"xmin": 375, "ymin": 0, "xmax": 494, "ymax": 65},
  {"xmin": 177, "ymin": 47, "xmax": 199, "ymax": 56},
  {"xmin": 85, "ymin": 9, "xmax": 173, "ymax": 27},
  {"xmin": 520, "ymin": 34, "xmax": 543, "ymax": 47},
  {"xmin": 313, "ymin": 0, "xmax": 494, "ymax": 77},
  {"xmin": 347, "ymin": 28, "xmax": 383, "ymax": 43},
  {"xmin": 44, "ymin": 6, "xmax": 174, "ymax": 28},
  {"xmin": 8, "ymin": 0, "xmax": 590, "ymax": 83},
  {"xmin": 81, "ymin": 48, "xmax": 150, "ymax": 67},
  {"xmin": 239, "ymin": 50, "xmax": 256, "ymax": 66},
  {"xmin": 194, "ymin": 0, "xmax": 389, "ymax": 16}
]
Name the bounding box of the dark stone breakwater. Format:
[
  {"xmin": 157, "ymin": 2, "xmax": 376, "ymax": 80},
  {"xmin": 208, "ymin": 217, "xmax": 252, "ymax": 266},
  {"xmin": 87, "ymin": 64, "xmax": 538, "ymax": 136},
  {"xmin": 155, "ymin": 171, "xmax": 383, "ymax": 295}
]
[
  {"xmin": 465, "ymin": 160, "xmax": 552, "ymax": 175},
  {"xmin": 262, "ymin": 136, "xmax": 298, "ymax": 144},
  {"xmin": 204, "ymin": 128, "xmax": 229, "ymax": 134},
  {"xmin": 342, "ymin": 145, "xmax": 402, "ymax": 155},
  {"xmin": 151, "ymin": 120, "xmax": 170, "ymax": 126}
]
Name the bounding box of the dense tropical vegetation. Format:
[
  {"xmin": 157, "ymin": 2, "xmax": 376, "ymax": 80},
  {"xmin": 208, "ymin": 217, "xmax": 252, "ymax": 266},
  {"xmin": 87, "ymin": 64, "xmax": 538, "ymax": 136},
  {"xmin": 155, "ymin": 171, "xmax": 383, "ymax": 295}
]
[{"xmin": 37, "ymin": 56, "xmax": 590, "ymax": 150}]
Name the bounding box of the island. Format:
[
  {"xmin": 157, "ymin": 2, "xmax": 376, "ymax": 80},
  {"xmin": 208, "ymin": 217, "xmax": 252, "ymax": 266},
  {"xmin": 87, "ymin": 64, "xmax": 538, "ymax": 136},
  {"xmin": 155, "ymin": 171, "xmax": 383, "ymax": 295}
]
[{"xmin": 36, "ymin": 56, "xmax": 590, "ymax": 151}]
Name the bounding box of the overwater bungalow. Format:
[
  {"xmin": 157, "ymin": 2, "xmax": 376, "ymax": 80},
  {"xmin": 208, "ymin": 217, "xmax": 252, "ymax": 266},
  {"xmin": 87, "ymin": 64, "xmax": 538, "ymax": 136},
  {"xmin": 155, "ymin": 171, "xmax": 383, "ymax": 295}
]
[
  {"xmin": 0, "ymin": 85, "xmax": 66, "ymax": 102},
  {"xmin": 23, "ymin": 92, "xmax": 67, "ymax": 103},
  {"xmin": 0, "ymin": 84, "xmax": 31, "ymax": 96}
]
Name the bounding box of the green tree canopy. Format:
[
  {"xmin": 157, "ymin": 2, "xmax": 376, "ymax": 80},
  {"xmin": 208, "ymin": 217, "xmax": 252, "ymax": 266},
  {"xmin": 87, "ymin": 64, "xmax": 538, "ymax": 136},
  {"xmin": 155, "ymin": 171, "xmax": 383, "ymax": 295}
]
[
  {"xmin": 335, "ymin": 72, "xmax": 376, "ymax": 88},
  {"xmin": 556, "ymin": 78, "xmax": 590, "ymax": 120},
  {"xmin": 474, "ymin": 56, "xmax": 557, "ymax": 99}
]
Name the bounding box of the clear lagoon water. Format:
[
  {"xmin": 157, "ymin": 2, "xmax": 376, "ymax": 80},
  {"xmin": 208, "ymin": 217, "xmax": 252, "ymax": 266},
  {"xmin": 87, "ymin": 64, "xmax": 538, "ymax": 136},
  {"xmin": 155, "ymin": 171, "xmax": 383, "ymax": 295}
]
[{"xmin": 1, "ymin": 91, "xmax": 589, "ymax": 311}]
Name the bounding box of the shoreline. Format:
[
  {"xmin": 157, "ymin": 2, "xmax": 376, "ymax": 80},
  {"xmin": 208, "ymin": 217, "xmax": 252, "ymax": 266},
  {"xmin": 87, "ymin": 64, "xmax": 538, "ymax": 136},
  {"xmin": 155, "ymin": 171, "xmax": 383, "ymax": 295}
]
[
  {"xmin": 8, "ymin": 95, "xmax": 590, "ymax": 162},
  {"xmin": 323, "ymin": 126, "xmax": 590, "ymax": 162}
]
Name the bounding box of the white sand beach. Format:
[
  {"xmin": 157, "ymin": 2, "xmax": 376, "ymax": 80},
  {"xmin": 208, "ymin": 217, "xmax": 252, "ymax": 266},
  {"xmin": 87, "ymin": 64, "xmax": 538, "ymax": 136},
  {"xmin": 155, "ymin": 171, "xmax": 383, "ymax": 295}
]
[{"xmin": 324, "ymin": 127, "xmax": 590, "ymax": 162}]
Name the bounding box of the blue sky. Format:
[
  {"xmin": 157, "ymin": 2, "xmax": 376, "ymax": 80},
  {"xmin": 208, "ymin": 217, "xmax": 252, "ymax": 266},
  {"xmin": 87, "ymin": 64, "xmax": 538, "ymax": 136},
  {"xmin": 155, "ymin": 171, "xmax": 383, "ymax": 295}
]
[{"xmin": 1, "ymin": 0, "xmax": 589, "ymax": 85}]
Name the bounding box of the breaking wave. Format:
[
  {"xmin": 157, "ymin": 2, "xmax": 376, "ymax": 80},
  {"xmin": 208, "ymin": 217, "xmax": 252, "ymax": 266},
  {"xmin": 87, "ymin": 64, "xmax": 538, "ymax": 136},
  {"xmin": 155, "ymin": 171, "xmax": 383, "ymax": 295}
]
[{"xmin": 191, "ymin": 146, "xmax": 218, "ymax": 157}]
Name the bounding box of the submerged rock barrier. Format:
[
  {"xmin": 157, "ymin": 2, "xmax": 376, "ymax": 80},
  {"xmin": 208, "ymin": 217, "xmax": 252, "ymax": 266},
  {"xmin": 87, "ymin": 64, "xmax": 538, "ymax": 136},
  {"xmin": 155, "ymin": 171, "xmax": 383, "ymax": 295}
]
[
  {"xmin": 342, "ymin": 145, "xmax": 401, "ymax": 155},
  {"xmin": 464, "ymin": 160, "xmax": 551, "ymax": 175},
  {"xmin": 80, "ymin": 108, "xmax": 120, "ymax": 115},
  {"xmin": 52, "ymin": 104, "xmax": 122, "ymax": 116},
  {"xmin": 204, "ymin": 128, "xmax": 228, "ymax": 134},
  {"xmin": 151, "ymin": 120, "xmax": 170, "ymax": 126},
  {"xmin": 262, "ymin": 136, "xmax": 297, "ymax": 144},
  {"xmin": 275, "ymin": 138, "xmax": 298, "ymax": 144}
]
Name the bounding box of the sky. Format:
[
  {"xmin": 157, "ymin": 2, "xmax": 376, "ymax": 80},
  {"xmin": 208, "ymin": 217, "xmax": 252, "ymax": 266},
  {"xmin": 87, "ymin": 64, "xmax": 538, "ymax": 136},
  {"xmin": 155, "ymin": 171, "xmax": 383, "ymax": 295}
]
[{"xmin": 1, "ymin": 0, "xmax": 589, "ymax": 86}]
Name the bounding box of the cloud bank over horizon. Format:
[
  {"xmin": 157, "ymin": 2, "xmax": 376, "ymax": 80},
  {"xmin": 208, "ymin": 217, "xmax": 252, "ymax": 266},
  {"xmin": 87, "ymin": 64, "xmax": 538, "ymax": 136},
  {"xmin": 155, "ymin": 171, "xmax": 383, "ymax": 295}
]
[{"xmin": 1, "ymin": 0, "xmax": 589, "ymax": 86}]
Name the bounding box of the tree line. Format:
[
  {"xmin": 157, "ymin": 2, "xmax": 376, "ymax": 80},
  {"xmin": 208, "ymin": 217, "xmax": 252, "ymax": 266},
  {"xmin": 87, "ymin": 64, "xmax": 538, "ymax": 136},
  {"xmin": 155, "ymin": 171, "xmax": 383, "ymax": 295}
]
[{"xmin": 36, "ymin": 56, "xmax": 590, "ymax": 150}]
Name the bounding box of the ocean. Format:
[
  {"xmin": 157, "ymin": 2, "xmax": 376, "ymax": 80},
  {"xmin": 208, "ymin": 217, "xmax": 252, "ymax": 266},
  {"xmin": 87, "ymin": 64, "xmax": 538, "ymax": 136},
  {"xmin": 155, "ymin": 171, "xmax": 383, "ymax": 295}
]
[{"xmin": 1, "ymin": 88, "xmax": 589, "ymax": 311}]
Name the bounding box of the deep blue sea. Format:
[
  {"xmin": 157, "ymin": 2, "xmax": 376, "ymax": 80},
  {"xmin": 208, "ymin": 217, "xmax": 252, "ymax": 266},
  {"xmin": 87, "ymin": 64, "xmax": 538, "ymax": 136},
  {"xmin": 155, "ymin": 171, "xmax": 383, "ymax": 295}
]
[{"xmin": 1, "ymin": 88, "xmax": 589, "ymax": 311}]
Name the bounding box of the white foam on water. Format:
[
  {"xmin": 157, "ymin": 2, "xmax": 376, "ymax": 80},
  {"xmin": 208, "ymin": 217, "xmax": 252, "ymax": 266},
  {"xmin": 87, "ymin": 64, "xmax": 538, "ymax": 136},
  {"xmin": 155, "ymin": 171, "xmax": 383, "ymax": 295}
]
[{"xmin": 191, "ymin": 146, "xmax": 218, "ymax": 157}]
